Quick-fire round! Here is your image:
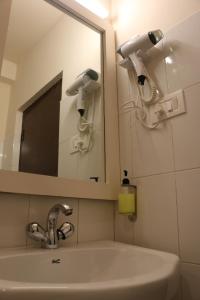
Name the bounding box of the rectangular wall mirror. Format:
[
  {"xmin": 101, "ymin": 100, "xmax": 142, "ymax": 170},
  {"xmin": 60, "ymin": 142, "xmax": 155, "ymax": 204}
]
[
  {"xmin": 0, "ymin": 0, "xmax": 105, "ymax": 183},
  {"xmin": 0, "ymin": 0, "xmax": 120, "ymax": 200}
]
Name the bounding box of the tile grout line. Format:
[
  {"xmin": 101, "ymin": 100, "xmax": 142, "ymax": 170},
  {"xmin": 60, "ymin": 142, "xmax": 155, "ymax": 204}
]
[
  {"xmin": 168, "ymin": 108, "xmax": 182, "ymax": 259},
  {"xmin": 163, "ymin": 38, "xmax": 170, "ymax": 95},
  {"xmin": 173, "ymin": 173, "xmax": 182, "ymax": 257},
  {"xmin": 183, "ymin": 79, "xmax": 200, "ymax": 92},
  {"xmin": 175, "ymin": 166, "xmax": 200, "ymax": 173},
  {"xmin": 181, "ymin": 260, "xmax": 200, "ymax": 266},
  {"xmin": 133, "ymin": 165, "xmax": 200, "ymax": 180}
]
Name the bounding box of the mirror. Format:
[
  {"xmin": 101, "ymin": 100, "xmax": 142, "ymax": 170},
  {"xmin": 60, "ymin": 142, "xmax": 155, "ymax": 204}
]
[{"xmin": 0, "ymin": 0, "xmax": 105, "ymax": 183}]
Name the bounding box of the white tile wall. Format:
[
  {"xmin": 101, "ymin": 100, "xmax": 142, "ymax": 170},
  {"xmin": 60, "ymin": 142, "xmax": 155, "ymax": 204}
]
[
  {"xmin": 132, "ymin": 115, "xmax": 174, "ymax": 177},
  {"xmin": 0, "ymin": 193, "xmax": 115, "ymax": 249},
  {"xmin": 78, "ymin": 199, "xmax": 114, "ymax": 242},
  {"xmin": 116, "ymin": 56, "xmax": 131, "ymax": 107},
  {"xmin": 114, "ymin": 202, "xmax": 135, "ymax": 243},
  {"xmin": 134, "ymin": 174, "xmax": 179, "ymax": 253},
  {"xmin": 171, "ymin": 83, "xmax": 200, "ymax": 171},
  {"xmin": 119, "ymin": 112, "xmax": 133, "ymax": 179},
  {"xmin": 181, "ymin": 263, "xmax": 200, "ymax": 300},
  {"xmin": 0, "ymin": 193, "xmax": 29, "ymax": 248},
  {"xmin": 165, "ymin": 12, "xmax": 200, "ymax": 93},
  {"xmin": 114, "ymin": 8, "xmax": 200, "ymax": 300},
  {"xmin": 176, "ymin": 169, "xmax": 200, "ymax": 264}
]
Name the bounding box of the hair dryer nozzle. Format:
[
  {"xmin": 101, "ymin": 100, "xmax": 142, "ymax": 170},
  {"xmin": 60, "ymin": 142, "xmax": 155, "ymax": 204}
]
[
  {"xmin": 148, "ymin": 30, "xmax": 164, "ymax": 45},
  {"xmin": 84, "ymin": 69, "xmax": 98, "ymax": 81}
]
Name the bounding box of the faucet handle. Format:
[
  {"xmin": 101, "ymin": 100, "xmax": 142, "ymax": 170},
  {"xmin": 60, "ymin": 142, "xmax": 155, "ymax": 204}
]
[
  {"xmin": 27, "ymin": 222, "xmax": 47, "ymax": 242},
  {"xmin": 57, "ymin": 222, "xmax": 75, "ymax": 240}
]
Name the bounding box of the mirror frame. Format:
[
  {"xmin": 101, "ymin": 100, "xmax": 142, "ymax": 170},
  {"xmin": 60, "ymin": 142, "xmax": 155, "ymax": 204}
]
[{"xmin": 0, "ymin": 0, "xmax": 120, "ymax": 200}]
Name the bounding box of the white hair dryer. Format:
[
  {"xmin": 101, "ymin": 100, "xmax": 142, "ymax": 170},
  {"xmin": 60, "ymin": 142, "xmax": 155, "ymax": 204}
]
[{"xmin": 117, "ymin": 30, "xmax": 164, "ymax": 85}]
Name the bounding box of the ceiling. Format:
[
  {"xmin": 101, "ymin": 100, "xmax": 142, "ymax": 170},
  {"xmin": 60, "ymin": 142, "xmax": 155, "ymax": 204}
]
[{"xmin": 4, "ymin": 0, "xmax": 64, "ymax": 63}]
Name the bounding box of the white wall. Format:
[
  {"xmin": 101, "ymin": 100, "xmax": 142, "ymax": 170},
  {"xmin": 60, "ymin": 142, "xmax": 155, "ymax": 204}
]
[
  {"xmin": 3, "ymin": 12, "xmax": 105, "ymax": 181},
  {"xmin": 0, "ymin": 0, "xmax": 12, "ymax": 168},
  {"xmin": 0, "ymin": 0, "xmax": 12, "ymax": 70},
  {"xmin": 100, "ymin": 0, "xmax": 110, "ymax": 10},
  {"xmin": 112, "ymin": 1, "xmax": 200, "ymax": 299},
  {"xmin": 0, "ymin": 80, "xmax": 11, "ymax": 168},
  {"xmin": 112, "ymin": 0, "xmax": 200, "ymax": 44}
]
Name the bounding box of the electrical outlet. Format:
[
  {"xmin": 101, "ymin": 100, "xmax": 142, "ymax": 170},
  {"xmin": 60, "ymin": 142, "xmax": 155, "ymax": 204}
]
[{"xmin": 153, "ymin": 90, "xmax": 186, "ymax": 123}]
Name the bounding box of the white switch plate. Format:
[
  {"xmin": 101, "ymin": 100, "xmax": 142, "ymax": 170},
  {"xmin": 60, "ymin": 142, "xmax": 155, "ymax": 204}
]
[{"xmin": 153, "ymin": 90, "xmax": 186, "ymax": 123}]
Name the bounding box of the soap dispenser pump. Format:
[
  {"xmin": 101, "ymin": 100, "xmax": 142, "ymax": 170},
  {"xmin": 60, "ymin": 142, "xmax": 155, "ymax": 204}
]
[
  {"xmin": 118, "ymin": 170, "xmax": 137, "ymax": 220},
  {"xmin": 122, "ymin": 170, "xmax": 130, "ymax": 186}
]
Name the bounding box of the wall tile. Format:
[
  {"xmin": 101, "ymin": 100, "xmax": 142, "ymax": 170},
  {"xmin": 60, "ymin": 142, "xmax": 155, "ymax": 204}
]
[
  {"xmin": 0, "ymin": 193, "xmax": 115, "ymax": 249},
  {"xmin": 132, "ymin": 114, "xmax": 174, "ymax": 177},
  {"xmin": 116, "ymin": 55, "xmax": 131, "ymax": 107},
  {"xmin": 171, "ymin": 288, "xmax": 182, "ymax": 300},
  {"xmin": 165, "ymin": 11, "xmax": 200, "ymax": 93},
  {"xmin": 28, "ymin": 195, "xmax": 78, "ymax": 247},
  {"xmin": 171, "ymin": 83, "xmax": 200, "ymax": 171},
  {"xmin": 113, "ymin": 6, "xmax": 200, "ymax": 300},
  {"xmin": 78, "ymin": 199, "xmax": 114, "ymax": 242},
  {"xmin": 114, "ymin": 202, "xmax": 135, "ymax": 244},
  {"xmin": 119, "ymin": 112, "xmax": 133, "ymax": 178},
  {"xmin": 134, "ymin": 174, "xmax": 179, "ymax": 254},
  {"xmin": 176, "ymin": 169, "xmax": 200, "ymax": 264},
  {"xmin": 0, "ymin": 193, "xmax": 29, "ymax": 248},
  {"xmin": 181, "ymin": 263, "xmax": 200, "ymax": 300}
]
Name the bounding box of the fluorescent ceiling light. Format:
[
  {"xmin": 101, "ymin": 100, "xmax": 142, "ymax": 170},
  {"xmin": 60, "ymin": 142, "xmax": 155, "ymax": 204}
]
[{"xmin": 75, "ymin": 0, "xmax": 109, "ymax": 19}]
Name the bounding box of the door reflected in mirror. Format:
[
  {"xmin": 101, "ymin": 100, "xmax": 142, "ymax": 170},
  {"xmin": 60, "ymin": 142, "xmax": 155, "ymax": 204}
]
[{"xmin": 0, "ymin": 0, "xmax": 105, "ymax": 182}]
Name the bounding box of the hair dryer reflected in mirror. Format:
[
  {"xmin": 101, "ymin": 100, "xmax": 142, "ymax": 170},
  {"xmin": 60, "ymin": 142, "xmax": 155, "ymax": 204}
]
[{"xmin": 66, "ymin": 68, "xmax": 100, "ymax": 116}]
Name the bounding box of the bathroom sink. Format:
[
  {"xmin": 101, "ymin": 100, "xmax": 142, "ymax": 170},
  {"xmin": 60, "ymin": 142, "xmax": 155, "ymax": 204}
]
[{"xmin": 0, "ymin": 241, "xmax": 179, "ymax": 300}]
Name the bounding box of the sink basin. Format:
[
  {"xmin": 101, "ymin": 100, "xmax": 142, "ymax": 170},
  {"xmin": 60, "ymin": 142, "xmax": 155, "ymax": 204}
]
[{"xmin": 0, "ymin": 241, "xmax": 179, "ymax": 300}]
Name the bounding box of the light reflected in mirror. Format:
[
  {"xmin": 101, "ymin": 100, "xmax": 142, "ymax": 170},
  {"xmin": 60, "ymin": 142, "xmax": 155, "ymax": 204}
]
[{"xmin": 0, "ymin": 0, "xmax": 105, "ymax": 183}]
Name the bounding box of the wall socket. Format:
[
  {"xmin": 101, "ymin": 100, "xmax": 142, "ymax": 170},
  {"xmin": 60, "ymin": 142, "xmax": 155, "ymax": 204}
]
[{"xmin": 152, "ymin": 90, "xmax": 186, "ymax": 124}]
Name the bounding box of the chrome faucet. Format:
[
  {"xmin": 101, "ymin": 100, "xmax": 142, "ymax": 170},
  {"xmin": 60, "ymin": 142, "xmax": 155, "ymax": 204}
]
[{"xmin": 27, "ymin": 203, "xmax": 74, "ymax": 249}]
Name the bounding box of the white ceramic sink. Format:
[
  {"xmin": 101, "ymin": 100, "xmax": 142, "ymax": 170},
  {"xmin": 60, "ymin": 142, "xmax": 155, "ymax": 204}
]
[{"xmin": 0, "ymin": 241, "xmax": 179, "ymax": 300}]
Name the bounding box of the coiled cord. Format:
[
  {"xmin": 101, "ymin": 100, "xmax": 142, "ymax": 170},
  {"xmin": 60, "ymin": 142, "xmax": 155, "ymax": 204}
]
[
  {"xmin": 121, "ymin": 68, "xmax": 161, "ymax": 129},
  {"xmin": 138, "ymin": 76, "xmax": 159, "ymax": 105}
]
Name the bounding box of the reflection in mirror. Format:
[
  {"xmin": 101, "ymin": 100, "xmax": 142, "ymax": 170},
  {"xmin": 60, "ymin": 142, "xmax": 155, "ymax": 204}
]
[{"xmin": 0, "ymin": 0, "xmax": 105, "ymax": 182}]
